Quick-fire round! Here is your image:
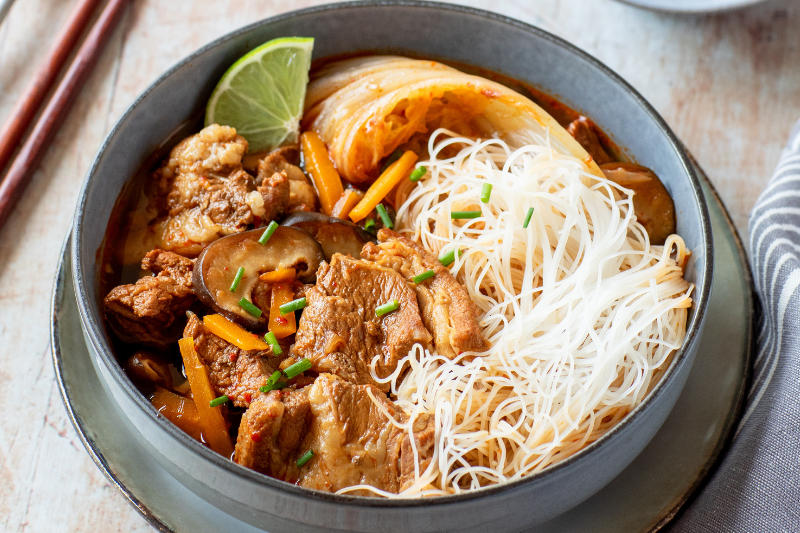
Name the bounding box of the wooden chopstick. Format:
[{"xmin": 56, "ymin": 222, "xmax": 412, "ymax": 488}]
[
  {"xmin": 0, "ymin": 0, "xmax": 130, "ymax": 232},
  {"xmin": 0, "ymin": 0, "xmax": 104, "ymax": 175}
]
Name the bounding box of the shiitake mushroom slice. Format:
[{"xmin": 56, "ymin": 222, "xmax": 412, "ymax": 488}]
[
  {"xmin": 282, "ymin": 212, "xmax": 376, "ymax": 261},
  {"xmin": 600, "ymin": 162, "xmax": 676, "ymax": 245},
  {"xmin": 193, "ymin": 226, "xmax": 325, "ymax": 330}
]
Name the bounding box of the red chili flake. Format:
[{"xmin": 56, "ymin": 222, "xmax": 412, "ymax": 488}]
[
  {"xmin": 276, "ymin": 316, "xmax": 288, "ymax": 325},
  {"xmin": 250, "ymin": 432, "xmax": 262, "ymax": 443},
  {"xmin": 224, "ymin": 267, "xmax": 229, "ymax": 271},
  {"xmin": 332, "ymin": 282, "xmax": 337, "ymax": 287},
  {"xmin": 244, "ymin": 392, "xmax": 252, "ymax": 403},
  {"xmin": 229, "ymin": 353, "xmax": 237, "ymax": 362}
]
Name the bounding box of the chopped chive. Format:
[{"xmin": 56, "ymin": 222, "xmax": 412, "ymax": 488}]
[
  {"xmin": 380, "ymin": 150, "xmax": 403, "ymax": 172},
  {"xmin": 451, "ymin": 210, "xmax": 481, "ymax": 219},
  {"xmin": 238, "ymin": 298, "xmax": 262, "ymax": 317},
  {"xmin": 296, "ymin": 449, "xmax": 314, "ymax": 467},
  {"xmin": 364, "ymin": 218, "xmax": 376, "ymax": 234},
  {"xmin": 259, "ymin": 381, "xmax": 287, "ymax": 393},
  {"xmin": 411, "ymin": 269, "xmax": 436, "ymax": 284},
  {"xmin": 209, "ymin": 395, "xmax": 228, "ymax": 408},
  {"xmin": 409, "ymin": 166, "xmax": 427, "ymax": 182},
  {"xmin": 376, "ymin": 204, "xmax": 393, "ymax": 229},
  {"xmin": 283, "ymin": 358, "xmax": 312, "ymax": 380},
  {"xmin": 375, "ymin": 299, "xmax": 400, "ymax": 317},
  {"xmin": 523, "ymin": 207, "xmax": 535, "ymax": 229},
  {"xmin": 264, "ymin": 331, "xmax": 282, "ymax": 355},
  {"xmin": 258, "ymin": 220, "xmax": 279, "ymax": 245},
  {"xmin": 229, "ymin": 267, "xmax": 245, "ymax": 292},
  {"xmin": 279, "ymin": 297, "xmax": 307, "ymax": 316},
  {"xmin": 438, "ymin": 248, "xmax": 459, "ymax": 267},
  {"xmin": 480, "ymin": 183, "xmax": 493, "ymax": 203}
]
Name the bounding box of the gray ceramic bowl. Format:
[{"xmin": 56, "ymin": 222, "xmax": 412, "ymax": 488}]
[{"xmin": 72, "ymin": 2, "xmax": 713, "ymax": 532}]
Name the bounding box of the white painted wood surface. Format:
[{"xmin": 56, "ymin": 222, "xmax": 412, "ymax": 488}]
[{"xmin": 0, "ymin": 0, "xmax": 797, "ymax": 531}]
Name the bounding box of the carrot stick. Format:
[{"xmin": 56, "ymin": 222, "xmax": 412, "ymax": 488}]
[
  {"xmin": 349, "ymin": 151, "xmax": 417, "ymax": 223},
  {"xmin": 269, "ymin": 283, "xmax": 297, "ymax": 339},
  {"xmin": 203, "ymin": 314, "xmax": 269, "ymax": 351},
  {"xmin": 259, "ymin": 267, "xmax": 296, "ymax": 283},
  {"xmin": 301, "ymin": 131, "xmax": 344, "ymax": 216},
  {"xmin": 178, "ymin": 338, "xmax": 234, "ymax": 457},
  {"xmin": 150, "ymin": 387, "xmax": 203, "ymax": 441},
  {"xmin": 331, "ymin": 189, "xmax": 364, "ymax": 220}
]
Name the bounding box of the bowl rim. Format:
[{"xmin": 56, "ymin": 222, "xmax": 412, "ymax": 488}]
[{"xmin": 72, "ymin": 0, "xmax": 714, "ymax": 509}]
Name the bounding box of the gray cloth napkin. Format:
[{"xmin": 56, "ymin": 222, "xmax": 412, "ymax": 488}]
[{"xmin": 668, "ymin": 120, "xmax": 800, "ymax": 532}]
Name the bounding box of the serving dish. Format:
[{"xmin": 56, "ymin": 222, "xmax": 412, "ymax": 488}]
[
  {"xmin": 70, "ymin": 2, "xmax": 713, "ymax": 531},
  {"xmin": 55, "ymin": 165, "xmax": 750, "ymax": 532},
  {"xmin": 614, "ymin": 0, "xmax": 768, "ymax": 13}
]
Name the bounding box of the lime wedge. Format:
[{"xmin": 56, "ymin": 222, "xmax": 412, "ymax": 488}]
[{"xmin": 205, "ymin": 37, "xmax": 314, "ymax": 153}]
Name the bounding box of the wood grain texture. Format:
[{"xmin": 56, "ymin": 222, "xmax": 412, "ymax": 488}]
[{"xmin": 0, "ymin": 0, "xmax": 797, "ymax": 531}]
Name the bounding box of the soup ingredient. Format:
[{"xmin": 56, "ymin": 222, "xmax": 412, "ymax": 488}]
[
  {"xmin": 124, "ymin": 351, "xmax": 173, "ymax": 390},
  {"xmin": 256, "ymin": 145, "xmax": 319, "ymax": 213},
  {"xmin": 362, "ymin": 230, "xmax": 488, "ymax": 359},
  {"xmin": 600, "ymin": 162, "xmax": 676, "ymax": 245},
  {"xmin": 480, "ymin": 183, "xmax": 492, "ymax": 203},
  {"xmin": 185, "ymin": 314, "xmax": 287, "ymax": 408},
  {"xmin": 375, "ymin": 204, "xmax": 393, "ymax": 229},
  {"xmin": 193, "ymin": 225, "xmax": 324, "ymax": 329},
  {"xmin": 268, "ymin": 282, "xmax": 297, "ymax": 339},
  {"xmin": 259, "ymin": 267, "xmax": 295, "ymax": 283},
  {"xmin": 281, "ymin": 212, "xmax": 374, "ymax": 261},
  {"xmin": 296, "ymin": 450, "xmax": 314, "ymax": 468},
  {"xmin": 293, "ymin": 254, "xmax": 432, "ymax": 391},
  {"xmin": 375, "ymin": 300, "xmax": 400, "ymax": 317},
  {"xmin": 410, "ymin": 269, "xmax": 435, "ymax": 284},
  {"xmin": 257, "ymin": 220, "xmax": 279, "ymax": 245},
  {"xmin": 305, "ymin": 57, "xmax": 602, "ymax": 184},
  {"xmin": 234, "ymin": 388, "xmax": 313, "ymax": 480},
  {"xmin": 349, "ymin": 150, "xmax": 418, "ymax": 223},
  {"xmin": 283, "ymin": 358, "xmax": 313, "ymax": 379},
  {"xmin": 150, "ymin": 387, "xmax": 203, "ymax": 441},
  {"xmin": 104, "ymin": 249, "xmax": 196, "ymax": 348},
  {"xmin": 450, "ymin": 210, "xmax": 480, "ymax": 219},
  {"xmin": 408, "ymin": 166, "xmax": 427, "ymax": 183},
  {"xmin": 205, "ymin": 37, "xmax": 314, "ymax": 152},
  {"xmin": 331, "ymin": 189, "xmax": 363, "ymax": 220},
  {"xmin": 389, "ymin": 130, "xmax": 691, "ymax": 494},
  {"xmin": 229, "ymin": 267, "xmax": 245, "ymax": 292},
  {"xmin": 148, "ymin": 124, "xmax": 290, "ymax": 256},
  {"xmin": 209, "ymin": 395, "xmax": 229, "ymax": 408},
  {"xmin": 566, "ymin": 116, "xmax": 613, "ymax": 165},
  {"xmin": 178, "ymin": 337, "xmax": 235, "ymax": 457},
  {"xmin": 263, "ymin": 331, "xmax": 282, "ymax": 354},
  {"xmin": 202, "ymin": 314, "xmax": 269, "ymax": 351},
  {"xmin": 301, "ymin": 131, "xmax": 344, "ymax": 216},
  {"xmin": 238, "ymin": 298, "xmax": 262, "ymax": 317},
  {"xmin": 279, "ymin": 297, "xmax": 307, "ymax": 315},
  {"xmin": 522, "ymin": 207, "xmax": 534, "ymax": 228}
]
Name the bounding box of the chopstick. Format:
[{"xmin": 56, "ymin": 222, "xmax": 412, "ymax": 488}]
[
  {"xmin": 0, "ymin": 0, "xmax": 130, "ymax": 232},
  {"xmin": 0, "ymin": 0, "xmax": 104, "ymax": 176}
]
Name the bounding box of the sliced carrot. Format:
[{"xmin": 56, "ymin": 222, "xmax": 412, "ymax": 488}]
[
  {"xmin": 269, "ymin": 282, "xmax": 297, "ymax": 339},
  {"xmin": 259, "ymin": 267, "xmax": 296, "ymax": 283},
  {"xmin": 150, "ymin": 387, "xmax": 203, "ymax": 441},
  {"xmin": 301, "ymin": 131, "xmax": 344, "ymax": 216},
  {"xmin": 178, "ymin": 337, "xmax": 234, "ymax": 457},
  {"xmin": 331, "ymin": 189, "xmax": 365, "ymax": 220},
  {"xmin": 349, "ymin": 151, "xmax": 418, "ymax": 223},
  {"xmin": 203, "ymin": 314, "xmax": 269, "ymax": 351}
]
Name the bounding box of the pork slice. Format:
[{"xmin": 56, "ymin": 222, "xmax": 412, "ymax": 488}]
[
  {"xmin": 257, "ymin": 147, "xmax": 318, "ymax": 213},
  {"xmin": 183, "ymin": 314, "xmax": 284, "ymax": 407},
  {"xmin": 104, "ymin": 250, "xmax": 196, "ymax": 348},
  {"xmin": 566, "ymin": 116, "xmax": 613, "ymax": 165},
  {"xmin": 361, "ymin": 229, "xmax": 489, "ymax": 358},
  {"xmin": 293, "ymin": 254, "xmax": 432, "ymax": 391},
  {"xmin": 235, "ymin": 388, "xmax": 313, "ymax": 481}
]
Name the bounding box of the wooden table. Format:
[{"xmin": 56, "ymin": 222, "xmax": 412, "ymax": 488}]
[{"xmin": 0, "ymin": 0, "xmax": 797, "ymax": 530}]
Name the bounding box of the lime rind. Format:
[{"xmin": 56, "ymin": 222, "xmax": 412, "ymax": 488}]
[{"xmin": 205, "ymin": 37, "xmax": 314, "ymax": 153}]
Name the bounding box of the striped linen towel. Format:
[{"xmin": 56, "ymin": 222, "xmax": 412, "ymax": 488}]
[{"xmin": 668, "ymin": 120, "xmax": 800, "ymax": 532}]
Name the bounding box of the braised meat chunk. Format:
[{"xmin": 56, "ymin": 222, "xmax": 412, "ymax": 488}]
[
  {"xmin": 257, "ymin": 146, "xmax": 318, "ymax": 213},
  {"xmin": 183, "ymin": 314, "xmax": 285, "ymax": 407},
  {"xmin": 362, "ymin": 230, "xmax": 489, "ymax": 358},
  {"xmin": 298, "ymin": 374, "xmax": 435, "ymax": 494},
  {"xmin": 147, "ymin": 124, "xmax": 290, "ymax": 256},
  {"xmin": 293, "ymin": 254, "xmax": 432, "ymax": 391},
  {"xmin": 566, "ymin": 116, "xmax": 613, "ymax": 165},
  {"xmin": 235, "ymin": 388, "xmax": 313, "ymax": 481},
  {"xmin": 104, "ymin": 249, "xmax": 196, "ymax": 348}
]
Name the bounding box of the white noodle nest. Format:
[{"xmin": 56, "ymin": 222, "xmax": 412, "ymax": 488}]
[{"xmin": 341, "ymin": 129, "xmax": 692, "ymax": 498}]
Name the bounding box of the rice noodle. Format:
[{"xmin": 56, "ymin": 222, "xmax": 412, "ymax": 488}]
[{"xmin": 353, "ymin": 128, "xmax": 693, "ymax": 497}]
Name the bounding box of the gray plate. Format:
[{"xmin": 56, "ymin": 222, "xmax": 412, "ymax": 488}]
[
  {"xmin": 614, "ymin": 0, "xmax": 767, "ymax": 13},
  {"xmin": 51, "ymin": 163, "xmax": 752, "ymax": 533}
]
